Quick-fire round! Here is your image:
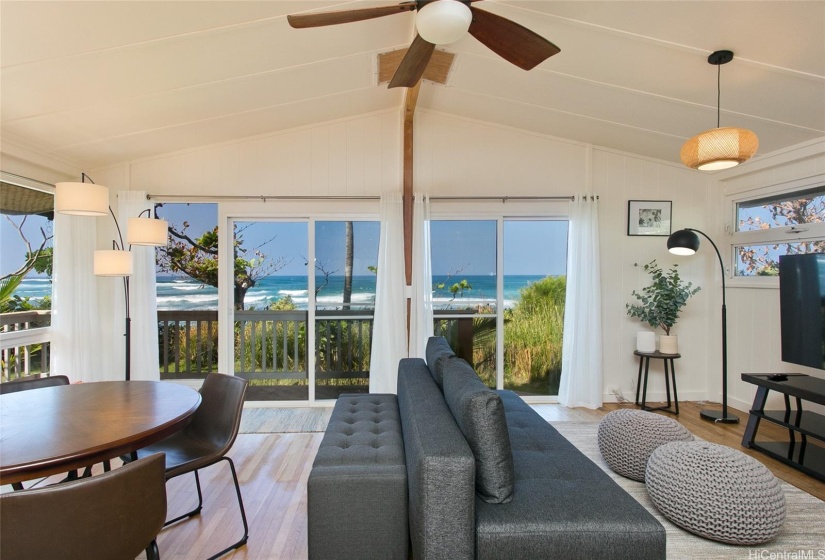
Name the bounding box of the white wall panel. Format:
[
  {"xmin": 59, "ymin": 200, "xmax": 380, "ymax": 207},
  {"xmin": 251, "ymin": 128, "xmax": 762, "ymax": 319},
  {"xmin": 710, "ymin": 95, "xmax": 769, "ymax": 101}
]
[
  {"xmin": 128, "ymin": 111, "xmax": 401, "ymax": 196},
  {"xmin": 415, "ymin": 111, "xmax": 588, "ymax": 196},
  {"xmin": 592, "ymin": 148, "xmax": 715, "ymax": 404}
]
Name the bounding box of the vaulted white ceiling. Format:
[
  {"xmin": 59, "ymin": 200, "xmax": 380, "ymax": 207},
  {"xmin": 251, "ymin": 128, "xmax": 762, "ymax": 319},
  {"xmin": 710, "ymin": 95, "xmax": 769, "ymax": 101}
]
[{"xmin": 1, "ymin": 1, "xmax": 823, "ymax": 171}]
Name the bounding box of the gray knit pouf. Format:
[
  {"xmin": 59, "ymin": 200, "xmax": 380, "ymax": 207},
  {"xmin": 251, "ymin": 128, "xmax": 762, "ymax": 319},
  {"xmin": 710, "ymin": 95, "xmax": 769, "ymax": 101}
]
[
  {"xmin": 645, "ymin": 441, "xmax": 786, "ymax": 545},
  {"xmin": 597, "ymin": 409, "xmax": 693, "ymax": 481}
]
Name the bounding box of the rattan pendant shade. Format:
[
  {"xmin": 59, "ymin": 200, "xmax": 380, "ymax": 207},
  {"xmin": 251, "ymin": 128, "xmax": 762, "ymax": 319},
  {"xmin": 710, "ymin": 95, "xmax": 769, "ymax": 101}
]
[
  {"xmin": 680, "ymin": 126, "xmax": 759, "ymax": 171},
  {"xmin": 681, "ymin": 50, "xmax": 758, "ymax": 171}
]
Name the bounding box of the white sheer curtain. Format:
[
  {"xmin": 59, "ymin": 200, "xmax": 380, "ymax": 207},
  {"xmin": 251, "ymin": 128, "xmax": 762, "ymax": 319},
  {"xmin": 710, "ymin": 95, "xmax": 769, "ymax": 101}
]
[
  {"xmin": 116, "ymin": 191, "xmax": 160, "ymax": 381},
  {"xmin": 409, "ymin": 193, "xmax": 433, "ymax": 358},
  {"xmin": 51, "ymin": 213, "xmax": 105, "ymax": 382},
  {"xmin": 369, "ymin": 192, "xmax": 407, "ymax": 393},
  {"xmin": 558, "ymin": 194, "xmax": 603, "ymax": 409}
]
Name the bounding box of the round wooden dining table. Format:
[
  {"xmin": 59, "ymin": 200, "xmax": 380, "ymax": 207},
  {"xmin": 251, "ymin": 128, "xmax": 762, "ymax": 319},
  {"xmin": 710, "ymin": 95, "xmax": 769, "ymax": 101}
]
[{"xmin": 0, "ymin": 380, "xmax": 201, "ymax": 486}]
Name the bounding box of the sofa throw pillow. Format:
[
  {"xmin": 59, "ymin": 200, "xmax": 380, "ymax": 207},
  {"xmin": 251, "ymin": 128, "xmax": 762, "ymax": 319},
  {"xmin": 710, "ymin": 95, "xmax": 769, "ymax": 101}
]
[
  {"xmin": 442, "ymin": 358, "xmax": 515, "ymax": 504},
  {"xmin": 426, "ymin": 337, "xmax": 455, "ymax": 388}
]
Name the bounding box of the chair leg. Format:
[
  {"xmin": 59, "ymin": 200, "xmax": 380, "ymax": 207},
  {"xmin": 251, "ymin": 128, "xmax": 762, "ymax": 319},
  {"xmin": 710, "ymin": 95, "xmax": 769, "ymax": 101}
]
[
  {"xmin": 145, "ymin": 539, "xmax": 160, "ymax": 560},
  {"xmin": 165, "ymin": 470, "xmax": 203, "ymax": 526},
  {"xmin": 205, "ymin": 457, "xmax": 249, "ymax": 560}
]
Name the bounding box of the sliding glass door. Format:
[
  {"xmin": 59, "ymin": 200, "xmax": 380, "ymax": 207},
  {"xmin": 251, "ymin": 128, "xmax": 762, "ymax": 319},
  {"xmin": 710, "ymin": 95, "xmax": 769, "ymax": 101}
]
[{"xmin": 429, "ymin": 211, "xmax": 568, "ymax": 398}]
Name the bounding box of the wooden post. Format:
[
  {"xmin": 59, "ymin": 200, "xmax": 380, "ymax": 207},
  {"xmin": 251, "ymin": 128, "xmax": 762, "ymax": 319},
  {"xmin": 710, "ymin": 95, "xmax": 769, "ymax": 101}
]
[{"xmin": 403, "ymin": 82, "xmax": 421, "ymax": 340}]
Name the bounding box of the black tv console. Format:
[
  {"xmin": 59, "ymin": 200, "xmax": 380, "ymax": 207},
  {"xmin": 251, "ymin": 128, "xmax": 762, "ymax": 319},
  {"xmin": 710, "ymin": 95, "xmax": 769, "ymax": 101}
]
[{"xmin": 741, "ymin": 373, "xmax": 825, "ymax": 482}]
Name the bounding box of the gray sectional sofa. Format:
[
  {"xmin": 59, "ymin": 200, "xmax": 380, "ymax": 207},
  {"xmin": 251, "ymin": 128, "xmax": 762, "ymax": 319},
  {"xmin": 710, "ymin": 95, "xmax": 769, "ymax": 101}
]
[
  {"xmin": 400, "ymin": 337, "xmax": 665, "ymax": 560},
  {"xmin": 309, "ymin": 337, "xmax": 665, "ymax": 559}
]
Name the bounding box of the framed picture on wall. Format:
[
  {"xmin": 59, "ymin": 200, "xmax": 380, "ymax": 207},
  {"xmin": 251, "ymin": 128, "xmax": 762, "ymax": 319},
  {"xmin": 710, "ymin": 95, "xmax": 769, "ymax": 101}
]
[{"xmin": 627, "ymin": 200, "xmax": 672, "ymax": 236}]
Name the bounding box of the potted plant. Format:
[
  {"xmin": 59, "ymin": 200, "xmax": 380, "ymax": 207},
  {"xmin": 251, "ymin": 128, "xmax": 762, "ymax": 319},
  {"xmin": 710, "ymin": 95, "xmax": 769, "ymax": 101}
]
[{"xmin": 626, "ymin": 260, "xmax": 700, "ymax": 354}]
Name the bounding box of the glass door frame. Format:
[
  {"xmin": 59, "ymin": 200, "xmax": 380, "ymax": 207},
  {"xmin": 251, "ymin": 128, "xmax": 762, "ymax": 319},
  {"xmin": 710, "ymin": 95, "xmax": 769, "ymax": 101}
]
[
  {"xmin": 430, "ymin": 199, "xmax": 569, "ymax": 403},
  {"xmin": 217, "ymin": 199, "xmax": 380, "ymax": 405}
]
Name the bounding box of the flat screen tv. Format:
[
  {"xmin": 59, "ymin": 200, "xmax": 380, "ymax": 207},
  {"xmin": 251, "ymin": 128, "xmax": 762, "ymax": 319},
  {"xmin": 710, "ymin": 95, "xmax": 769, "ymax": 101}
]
[{"xmin": 779, "ymin": 253, "xmax": 825, "ymax": 370}]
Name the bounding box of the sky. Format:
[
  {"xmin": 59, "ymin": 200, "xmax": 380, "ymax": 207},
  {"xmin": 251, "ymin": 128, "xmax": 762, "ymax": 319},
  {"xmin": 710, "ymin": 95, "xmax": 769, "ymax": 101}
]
[{"xmin": 155, "ymin": 204, "xmax": 569, "ymax": 277}]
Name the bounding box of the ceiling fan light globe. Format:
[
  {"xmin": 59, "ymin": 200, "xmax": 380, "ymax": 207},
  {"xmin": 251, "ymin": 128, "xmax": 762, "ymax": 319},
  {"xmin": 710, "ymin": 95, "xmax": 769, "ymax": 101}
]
[
  {"xmin": 416, "ymin": 0, "xmax": 472, "ymax": 45},
  {"xmin": 681, "ymin": 127, "xmax": 758, "ymax": 171}
]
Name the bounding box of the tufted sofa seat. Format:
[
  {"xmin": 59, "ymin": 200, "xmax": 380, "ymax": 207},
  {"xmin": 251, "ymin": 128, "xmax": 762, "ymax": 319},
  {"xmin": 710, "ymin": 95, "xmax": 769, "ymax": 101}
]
[{"xmin": 307, "ymin": 394, "xmax": 408, "ymax": 560}]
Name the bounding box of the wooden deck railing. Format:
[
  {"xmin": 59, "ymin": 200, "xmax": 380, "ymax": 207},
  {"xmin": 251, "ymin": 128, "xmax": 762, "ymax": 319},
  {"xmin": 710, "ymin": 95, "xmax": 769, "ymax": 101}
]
[
  {"xmin": 158, "ymin": 311, "xmax": 219, "ymax": 380},
  {"xmin": 158, "ymin": 309, "xmax": 378, "ymax": 382},
  {"xmin": 0, "ymin": 310, "xmax": 51, "ymax": 382},
  {"xmin": 0, "ymin": 309, "xmax": 476, "ymax": 385}
]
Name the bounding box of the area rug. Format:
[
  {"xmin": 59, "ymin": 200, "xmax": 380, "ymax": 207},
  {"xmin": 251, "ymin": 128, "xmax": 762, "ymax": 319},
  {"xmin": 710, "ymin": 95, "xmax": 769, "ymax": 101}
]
[
  {"xmin": 240, "ymin": 407, "xmax": 332, "ymax": 434},
  {"xmin": 552, "ymin": 421, "xmax": 825, "ymax": 559}
]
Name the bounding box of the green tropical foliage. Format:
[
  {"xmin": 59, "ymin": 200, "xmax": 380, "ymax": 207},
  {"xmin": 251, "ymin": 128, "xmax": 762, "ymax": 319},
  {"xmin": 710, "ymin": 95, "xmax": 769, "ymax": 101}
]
[{"xmin": 626, "ymin": 260, "xmax": 700, "ymax": 335}]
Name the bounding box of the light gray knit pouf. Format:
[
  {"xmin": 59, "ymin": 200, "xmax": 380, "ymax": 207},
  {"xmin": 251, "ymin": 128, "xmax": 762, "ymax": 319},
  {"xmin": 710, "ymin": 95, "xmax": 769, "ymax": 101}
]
[
  {"xmin": 597, "ymin": 409, "xmax": 693, "ymax": 481},
  {"xmin": 645, "ymin": 441, "xmax": 786, "ymax": 545}
]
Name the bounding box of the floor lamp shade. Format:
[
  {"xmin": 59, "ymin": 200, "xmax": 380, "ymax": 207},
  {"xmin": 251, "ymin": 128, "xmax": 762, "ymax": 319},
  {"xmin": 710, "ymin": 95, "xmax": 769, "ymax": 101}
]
[
  {"xmin": 127, "ymin": 217, "xmax": 168, "ymax": 246},
  {"xmin": 94, "ymin": 250, "xmax": 133, "ymax": 276},
  {"xmin": 667, "ymin": 229, "xmax": 700, "ymax": 256},
  {"xmin": 55, "ymin": 182, "xmax": 109, "ymax": 216}
]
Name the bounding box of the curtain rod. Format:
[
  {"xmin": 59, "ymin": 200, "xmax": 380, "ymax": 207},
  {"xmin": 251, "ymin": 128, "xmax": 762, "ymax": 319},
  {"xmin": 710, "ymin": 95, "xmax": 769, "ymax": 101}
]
[{"xmin": 146, "ymin": 194, "xmax": 580, "ymax": 202}]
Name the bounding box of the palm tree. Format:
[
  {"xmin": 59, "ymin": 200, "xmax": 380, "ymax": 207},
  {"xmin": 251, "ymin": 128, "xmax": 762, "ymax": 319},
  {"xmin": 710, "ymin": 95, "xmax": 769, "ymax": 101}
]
[{"xmin": 343, "ymin": 221, "xmax": 353, "ymax": 309}]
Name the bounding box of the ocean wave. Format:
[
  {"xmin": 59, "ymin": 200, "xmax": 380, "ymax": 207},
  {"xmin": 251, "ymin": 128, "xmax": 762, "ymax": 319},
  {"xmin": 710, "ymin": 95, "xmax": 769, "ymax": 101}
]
[
  {"xmin": 316, "ymin": 293, "xmax": 375, "ymax": 304},
  {"xmin": 163, "ymin": 284, "xmax": 206, "ymax": 292},
  {"xmin": 157, "ymin": 294, "xmax": 219, "ymax": 305},
  {"xmin": 279, "ymin": 289, "xmax": 308, "ymax": 297}
]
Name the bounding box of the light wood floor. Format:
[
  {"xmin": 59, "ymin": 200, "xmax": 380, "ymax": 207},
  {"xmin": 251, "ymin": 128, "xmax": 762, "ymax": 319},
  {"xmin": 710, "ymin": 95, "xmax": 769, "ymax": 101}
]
[{"xmin": 140, "ymin": 400, "xmax": 824, "ymax": 559}]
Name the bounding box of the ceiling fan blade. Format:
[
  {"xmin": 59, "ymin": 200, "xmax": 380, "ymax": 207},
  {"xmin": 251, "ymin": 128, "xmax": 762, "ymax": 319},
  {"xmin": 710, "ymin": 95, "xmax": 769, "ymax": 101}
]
[
  {"xmin": 388, "ymin": 35, "xmax": 436, "ymax": 89},
  {"xmin": 468, "ymin": 6, "xmax": 560, "ymax": 70},
  {"xmin": 287, "ymin": 2, "xmax": 416, "ymax": 29}
]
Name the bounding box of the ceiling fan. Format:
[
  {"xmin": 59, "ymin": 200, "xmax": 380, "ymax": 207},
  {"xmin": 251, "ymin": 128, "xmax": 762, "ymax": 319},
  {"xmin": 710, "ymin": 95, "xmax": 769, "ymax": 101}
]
[{"xmin": 287, "ymin": 0, "xmax": 560, "ymax": 89}]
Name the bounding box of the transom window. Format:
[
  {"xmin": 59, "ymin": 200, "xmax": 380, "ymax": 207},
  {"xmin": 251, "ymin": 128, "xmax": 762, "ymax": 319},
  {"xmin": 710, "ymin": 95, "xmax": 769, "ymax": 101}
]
[{"xmin": 732, "ymin": 186, "xmax": 825, "ymax": 277}]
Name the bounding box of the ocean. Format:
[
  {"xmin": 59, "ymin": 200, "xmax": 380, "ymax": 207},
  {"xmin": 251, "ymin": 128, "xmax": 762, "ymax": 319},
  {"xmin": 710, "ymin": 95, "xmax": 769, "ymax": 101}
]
[{"xmin": 16, "ymin": 274, "xmax": 554, "ymax": 311}]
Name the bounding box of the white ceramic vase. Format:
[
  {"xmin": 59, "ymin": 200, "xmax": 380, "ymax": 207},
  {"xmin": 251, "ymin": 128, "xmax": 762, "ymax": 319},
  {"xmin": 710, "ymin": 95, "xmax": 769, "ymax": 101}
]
[
  {"xmin": 659, "ymin": 335, "xmax": 678, "ymax": 355},
  {"xmin": 636, "ymin": 331, "xmax": 656, "ymax": 353}
]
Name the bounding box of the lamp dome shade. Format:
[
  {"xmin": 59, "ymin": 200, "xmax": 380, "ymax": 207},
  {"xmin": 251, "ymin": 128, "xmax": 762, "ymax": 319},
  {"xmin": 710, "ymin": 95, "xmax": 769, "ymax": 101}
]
[
  {"xmin": 416, "ymin": 0, "xmax": 472, "ymax": 45},
  {"xmin": 55, "ymin": 182, "xmax": 109, "ymax": 216},
  {"xmin": 127, "ymin": 216, "xmax": 168, "ymax": 246},
  {"xmin": 94, "ymin": 250, "xmax": 133, "ymax": 276},
  {"xmin": 680, "ymin": 127, "xmax": 758, "ymax": 171},
  {"xmin": 667, "ymin": 229, "xmax": 700, "ymax": 256}
]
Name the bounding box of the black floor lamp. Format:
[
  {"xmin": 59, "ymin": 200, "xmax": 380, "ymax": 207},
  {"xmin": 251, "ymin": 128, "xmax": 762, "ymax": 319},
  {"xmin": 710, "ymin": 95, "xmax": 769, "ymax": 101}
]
[
  {"xmin": 667, "ymin": 228, "xmax": 739, "ymax": 424},
  {"xmin": 55, "ymin": 174, "xmax": 167, "ymax": 381}
]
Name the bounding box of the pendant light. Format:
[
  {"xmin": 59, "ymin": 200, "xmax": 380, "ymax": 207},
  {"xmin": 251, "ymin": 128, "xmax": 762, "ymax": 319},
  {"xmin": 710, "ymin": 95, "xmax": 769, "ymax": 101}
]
[{"xmin": 680, "ymin": 50, "xmax": 758, "ymax": 171}]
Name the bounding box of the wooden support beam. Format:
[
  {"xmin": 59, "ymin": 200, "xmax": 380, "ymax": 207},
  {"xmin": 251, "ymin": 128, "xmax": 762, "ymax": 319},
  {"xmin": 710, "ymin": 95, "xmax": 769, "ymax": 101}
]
[{"xmin": 403, "ymin": 81, "xmax": 421, "ymax": 339}]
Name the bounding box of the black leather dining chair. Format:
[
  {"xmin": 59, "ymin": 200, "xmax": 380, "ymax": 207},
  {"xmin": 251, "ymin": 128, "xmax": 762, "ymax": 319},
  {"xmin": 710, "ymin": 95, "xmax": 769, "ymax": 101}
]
[
  {"xmin": 0, "ymin": 454, "xmax": 167, "ymax": 560},
  {"xmin": 1, "ymin": 375, "xmax": 74, "ymax": 489},
  {"xmin": 0, "ymin": 374, "xmax": 70, "ymax": 395},
  {"xmin": 135, "ymin": 373, "xmax": 249, "ymax": 560}
]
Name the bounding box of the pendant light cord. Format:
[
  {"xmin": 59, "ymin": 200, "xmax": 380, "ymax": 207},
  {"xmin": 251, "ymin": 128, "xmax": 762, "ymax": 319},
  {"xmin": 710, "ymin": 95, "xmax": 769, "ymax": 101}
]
[{"xmin": 716, "ymin": 63, "xmax": 721, "ymax": 128}]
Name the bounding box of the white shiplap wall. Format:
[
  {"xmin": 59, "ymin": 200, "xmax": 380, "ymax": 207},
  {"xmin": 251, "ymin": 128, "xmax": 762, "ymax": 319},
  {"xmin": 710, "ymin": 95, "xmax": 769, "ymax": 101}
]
[{"xmin": 126, "ymin": 110, "xmax": 402, "ymax": 196}]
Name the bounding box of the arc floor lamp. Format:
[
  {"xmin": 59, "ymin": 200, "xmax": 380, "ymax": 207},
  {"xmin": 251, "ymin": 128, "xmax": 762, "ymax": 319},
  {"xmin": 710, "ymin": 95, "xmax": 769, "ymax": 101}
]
[
  {"xmin": 55, "ymin": 174, "xmax": 167, "ymax": 381},
  {"xmin": 667, "ymin": 228, "xmax": 739, "ymax": 423}
]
